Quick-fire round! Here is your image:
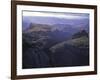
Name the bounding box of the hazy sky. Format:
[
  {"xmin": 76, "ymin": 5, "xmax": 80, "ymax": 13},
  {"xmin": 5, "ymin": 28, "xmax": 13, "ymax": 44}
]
[{"xmin": 23, "ymin": 11, "xmax": 89, "ymax": 19}]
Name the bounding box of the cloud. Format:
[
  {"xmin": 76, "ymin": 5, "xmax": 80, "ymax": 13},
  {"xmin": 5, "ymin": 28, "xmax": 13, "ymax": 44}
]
[{"xmin": 23, "ymin": 11, "xmax": 89, "ymax": 19}]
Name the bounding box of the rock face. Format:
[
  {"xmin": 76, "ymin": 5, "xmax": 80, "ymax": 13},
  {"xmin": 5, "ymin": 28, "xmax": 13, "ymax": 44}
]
[
  {"xmin": 22, "ymin": 23, "xmax": 89, "ymax": 69},
  {"xmin": 49, "ymin": 44, "xmax": 89, "ymax": 67}
]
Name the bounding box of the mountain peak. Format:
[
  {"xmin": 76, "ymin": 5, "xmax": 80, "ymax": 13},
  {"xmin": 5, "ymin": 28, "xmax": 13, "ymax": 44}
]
[{"xmin": 72, "ymin": 30, "xmax": 88, "ymax": 39}]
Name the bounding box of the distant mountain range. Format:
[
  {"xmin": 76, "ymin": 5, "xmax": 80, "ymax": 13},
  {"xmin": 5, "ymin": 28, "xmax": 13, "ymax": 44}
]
[
  {"xmin": 23, "ymin": 23, "xmax": 89, "ymax": 35},
  {"xmin": 22, "ymin": 16, "xmax": 89, "ymax": 31}
]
